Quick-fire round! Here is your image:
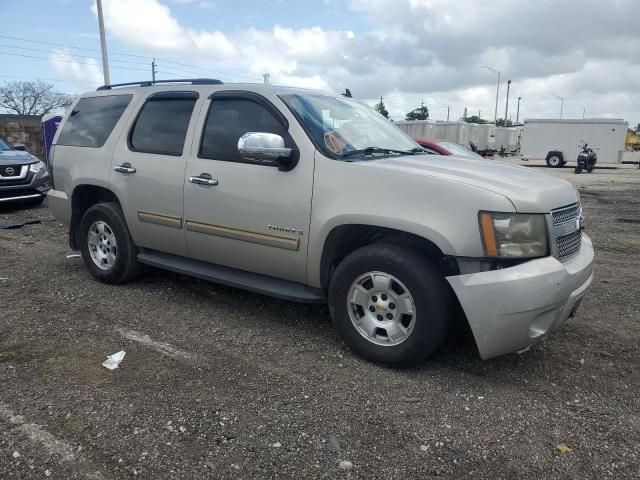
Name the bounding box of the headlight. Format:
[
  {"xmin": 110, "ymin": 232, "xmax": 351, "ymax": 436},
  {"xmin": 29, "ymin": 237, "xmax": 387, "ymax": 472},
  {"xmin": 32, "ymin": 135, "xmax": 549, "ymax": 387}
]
[
  {"xmin": 479, "ymin": 211, "xmax": 549, "ymax": 258},
  {"xmin": 28, "ymin": 160, "xmax": 46, "ymax": 174}
]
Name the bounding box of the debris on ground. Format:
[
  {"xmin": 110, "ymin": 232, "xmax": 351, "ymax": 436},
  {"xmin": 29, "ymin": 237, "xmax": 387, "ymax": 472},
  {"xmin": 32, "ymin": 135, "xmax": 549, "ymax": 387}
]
[
  {"xmin": 102, "ymin": 351, "xmax": 126, "ymax": 370},
  {"xmin": 556, "ymin": 443, "xmax": 573, "ymax": 454}
]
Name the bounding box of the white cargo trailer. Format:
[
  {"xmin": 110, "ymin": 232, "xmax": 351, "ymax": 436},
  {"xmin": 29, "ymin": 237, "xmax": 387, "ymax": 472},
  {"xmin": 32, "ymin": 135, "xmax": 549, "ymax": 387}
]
[
  {"xmin": 495, "ymin": 127, "xmax": 519, "ymax": 152},
  {"xmin": 520, "ymin": 118, "xmax": 627, "ymax": 167},
  {"xmin": 395, "ymin": 120, "xmax": 489, "ymax": 150}
]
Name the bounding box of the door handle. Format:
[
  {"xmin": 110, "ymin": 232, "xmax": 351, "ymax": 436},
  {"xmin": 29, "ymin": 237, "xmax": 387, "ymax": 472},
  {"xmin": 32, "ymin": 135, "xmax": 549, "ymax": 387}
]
[
  {"xmin": 189, "ymin": 175, "xmax": 218, "ymax": 186},
  {"xmin": 113, "ymin": 163, "xmax": 136, "ymax": 174}
]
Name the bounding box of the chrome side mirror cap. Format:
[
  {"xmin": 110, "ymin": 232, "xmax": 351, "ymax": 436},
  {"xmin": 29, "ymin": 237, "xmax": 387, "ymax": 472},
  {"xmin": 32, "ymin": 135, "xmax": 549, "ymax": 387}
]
[{"xmin": 237, "ymin": 132, "xmax": 292, "ymax": 162}]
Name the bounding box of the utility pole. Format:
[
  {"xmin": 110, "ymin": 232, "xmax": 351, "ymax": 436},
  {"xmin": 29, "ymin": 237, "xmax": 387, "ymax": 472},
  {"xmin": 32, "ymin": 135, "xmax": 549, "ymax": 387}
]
[
  {"xmin": 263, "ymin": 73, "xmax": 270, "ymax": 84},
  {"xmin": 504, "ymin": 80, "xmax": 511, "ymax": 125},
  {"xmin": 96, "ymin": 0, "xmax": 110, "ymax": 86},
  {"xmin": 481, "ymin": 65, "xmax": 500, "ymax": 125},
  {"xmin": 151, "ymin": 58, "xmax": 157, "ymax": 82},
  {"xmin": 516, "ymin": 96, "xmax": 522, "ymax": 123},
  {"xmin": 552, "ymin": 95, "xmax": 564, "ymax": 119}
]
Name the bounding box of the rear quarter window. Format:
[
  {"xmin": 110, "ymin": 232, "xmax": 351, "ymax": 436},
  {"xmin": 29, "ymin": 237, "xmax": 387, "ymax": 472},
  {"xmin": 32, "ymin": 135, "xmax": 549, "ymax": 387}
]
[{"xmin": 57, "ymin": 95, "xmax": 132, "ymax": 148}]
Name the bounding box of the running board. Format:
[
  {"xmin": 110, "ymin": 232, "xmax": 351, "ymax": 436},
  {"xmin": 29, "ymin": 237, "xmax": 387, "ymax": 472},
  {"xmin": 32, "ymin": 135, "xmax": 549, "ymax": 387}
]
[{"xmin": 137, "ymin": 250, "xmax": 326, "ymax": 303}]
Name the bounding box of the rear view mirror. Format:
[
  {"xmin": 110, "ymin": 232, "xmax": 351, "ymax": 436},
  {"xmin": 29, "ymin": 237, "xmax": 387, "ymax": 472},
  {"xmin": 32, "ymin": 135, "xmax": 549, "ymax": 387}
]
[
  {"xmin": 238, "ymin": 132, "xmax": 293, "ymax": 167},
  {"xmin": 13, "ymin": 143, "xmax": 26, "ymax": 151}
]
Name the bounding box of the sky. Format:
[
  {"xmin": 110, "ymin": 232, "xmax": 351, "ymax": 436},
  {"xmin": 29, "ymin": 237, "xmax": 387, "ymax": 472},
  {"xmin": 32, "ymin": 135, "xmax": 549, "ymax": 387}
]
[{"xmin": 1, "ymin": 0, "xmax": 639, "ymax": 126}]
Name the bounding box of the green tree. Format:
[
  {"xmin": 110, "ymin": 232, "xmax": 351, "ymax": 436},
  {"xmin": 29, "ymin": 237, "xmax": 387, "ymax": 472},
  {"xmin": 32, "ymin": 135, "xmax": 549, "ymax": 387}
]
[
  {"xmin": 495, "ymin": 118, "xmax": 513, "ymax": 127},
  {"xmin": 374, "ymin": 96, "xmax": 389, "ymax": 118},
  {"xmin": 462, "ymin": 115, "xmax": 487, "ymax": 124},
  {"xmin": 462, "ymin": 106, "xmax": 468, "ymax": 120},
  {"xmin": 405, "ymin": 103, "xmax": 429, "ymax": 121}
]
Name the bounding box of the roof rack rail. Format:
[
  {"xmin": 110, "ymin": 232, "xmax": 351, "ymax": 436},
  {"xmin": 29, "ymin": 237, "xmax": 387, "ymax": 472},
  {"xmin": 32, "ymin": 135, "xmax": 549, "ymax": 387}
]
[{"xmin": 97, "ymin": 78, "xmax": 223, "ymax": 91}]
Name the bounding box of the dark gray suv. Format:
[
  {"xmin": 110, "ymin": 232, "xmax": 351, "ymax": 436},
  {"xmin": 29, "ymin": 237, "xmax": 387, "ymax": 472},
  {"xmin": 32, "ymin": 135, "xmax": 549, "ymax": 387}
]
[{"xmin": 0, "ymin": 136, "xmax": 50, "ymax": 207}]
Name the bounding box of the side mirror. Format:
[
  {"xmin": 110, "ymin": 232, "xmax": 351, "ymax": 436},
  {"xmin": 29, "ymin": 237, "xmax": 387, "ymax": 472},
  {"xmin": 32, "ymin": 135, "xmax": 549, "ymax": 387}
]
[
  {"xmin": 238, "ymin": 132, "xmax": 292, "ymax": 164},
  {"xmin": 13, "ymin": 143, "xmax": 26, "ymax": 151}
]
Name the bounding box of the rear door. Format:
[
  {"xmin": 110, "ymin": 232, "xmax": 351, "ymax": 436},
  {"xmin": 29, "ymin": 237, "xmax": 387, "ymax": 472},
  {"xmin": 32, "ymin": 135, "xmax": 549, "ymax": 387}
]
[
  {"xmin": 183, "ymin": 91, "xmax": 315, "ymax": 283},
  {"xmin": 110, "ymin": 91, "xmax": 201, "ymax": 257}
]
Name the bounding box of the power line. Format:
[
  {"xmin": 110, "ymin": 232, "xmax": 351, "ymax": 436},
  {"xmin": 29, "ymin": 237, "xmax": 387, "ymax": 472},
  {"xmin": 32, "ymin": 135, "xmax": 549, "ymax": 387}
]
[
  {"xmin": 0, "ymin": 42, "xmax": 150, "ymax": 67},
  {"xmin": 0, "ymin": 74, "xmax": 100, "ymax": 85},
  {"xmin": 0, "ymin": 34, "xmax": 152, "ymax": 60},
  {"xmin": 0, "ymin": 51, "xmax": 150, "ymax": 72},
  {"xmin": 0, "ymin": 33, "xmax": 262, "ymax": 82}
]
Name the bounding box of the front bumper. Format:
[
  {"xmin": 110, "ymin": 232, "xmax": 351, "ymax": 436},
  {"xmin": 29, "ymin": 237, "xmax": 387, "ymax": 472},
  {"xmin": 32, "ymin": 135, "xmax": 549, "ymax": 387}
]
[
  {"xmin": 447, "ymin": 233, "xmax": 594, "ymax": 359},
  {"xmin": 0, "ymin": 168, "xmax": 50, "ymax": 204}
]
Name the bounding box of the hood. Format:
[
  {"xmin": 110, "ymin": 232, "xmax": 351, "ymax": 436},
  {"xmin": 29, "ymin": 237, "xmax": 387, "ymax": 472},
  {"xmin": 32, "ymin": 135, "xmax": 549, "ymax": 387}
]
[
  {"xmin": 365, "ymin": 155, "xmax": 578, "ymax": 212},
  {"xmin": 0, "ymin": 149, "xmax": 38, "ymax": 165}
]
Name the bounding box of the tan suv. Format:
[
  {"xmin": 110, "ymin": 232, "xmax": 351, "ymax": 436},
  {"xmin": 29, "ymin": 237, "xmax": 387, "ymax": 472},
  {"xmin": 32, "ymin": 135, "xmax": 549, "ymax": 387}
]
[{"xmin": 47, "ymin": 79, "xmax": 594, "ymax": 365}]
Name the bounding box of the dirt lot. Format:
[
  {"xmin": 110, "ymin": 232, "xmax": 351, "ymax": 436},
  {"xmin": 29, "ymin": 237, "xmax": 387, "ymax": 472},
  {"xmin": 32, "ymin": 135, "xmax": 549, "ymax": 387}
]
[{"xmin": 1, "ymin": 161, "xmax": 639, "ymax": 479}]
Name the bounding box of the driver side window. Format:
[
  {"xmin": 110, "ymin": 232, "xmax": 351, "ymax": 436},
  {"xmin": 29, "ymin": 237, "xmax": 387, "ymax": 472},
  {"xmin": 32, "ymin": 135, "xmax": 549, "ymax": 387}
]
[{"xmin": 199, "ymin": 98, "xmax": 293, "ymax": 164}]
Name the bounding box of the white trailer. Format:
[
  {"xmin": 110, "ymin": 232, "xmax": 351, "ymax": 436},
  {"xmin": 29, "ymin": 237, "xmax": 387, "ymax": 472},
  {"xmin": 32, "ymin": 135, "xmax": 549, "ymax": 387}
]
[
  {"xmin": 395, "ymin": 120, "xmax": 490, "ymax": 150},
  {"xmin": 494, "ymin": 127, "xmax": 519, "ymax": 152},
  {"xmin": 520, "ymin": 118, "xmax": 627, "ymax": 167}
]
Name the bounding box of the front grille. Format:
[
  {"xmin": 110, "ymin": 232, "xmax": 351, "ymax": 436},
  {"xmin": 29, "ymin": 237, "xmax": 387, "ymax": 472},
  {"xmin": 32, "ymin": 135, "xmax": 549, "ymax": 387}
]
[
  {"xmin": 551, "ymin": 202, "xmax": 582, "ymax": 259},
  {"xmin": 556, "ymin": 230, "xmax": 582, "ymax": 258},
  {"xmin": 0, "ymin": 171, "xmax": 33, "ymax": 186},
  {"xmin": 552, "ymin": 202, "xmax": 581, "ymax": 226},
  {"xmin": 0, "ymin": 165, "xmax": 22, "ymax": 177}
]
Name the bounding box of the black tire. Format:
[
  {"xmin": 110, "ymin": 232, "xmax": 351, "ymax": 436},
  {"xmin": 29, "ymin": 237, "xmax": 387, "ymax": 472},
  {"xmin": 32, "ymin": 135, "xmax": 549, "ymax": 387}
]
[
  {"xmin": 586, "ymin": 164, "xmax": 595, "ymax": 173},
  {"xmin": 574, "ymin": 166, "xmax": 583, "ymax": 174},
  {"xmin": 79, "ymin": 202, "xmax": 141, "ymax": 284},
  {"xmin": 328, "ymin": 243, "xmax": 453, "ymax": 366},
  {"xmin": 546, "ymin": 153, "xmax": 563, "ymax": 168}
]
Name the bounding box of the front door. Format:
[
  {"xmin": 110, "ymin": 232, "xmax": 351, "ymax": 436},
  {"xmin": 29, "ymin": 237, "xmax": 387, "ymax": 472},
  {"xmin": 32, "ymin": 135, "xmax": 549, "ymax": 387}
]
[
  {"xmin": 110, "ymin": 91, "xmax": 201, "ymax": 257},
  {"xmin": 183, "ymin": 92, "xmax": 314, "ymax": 283}
]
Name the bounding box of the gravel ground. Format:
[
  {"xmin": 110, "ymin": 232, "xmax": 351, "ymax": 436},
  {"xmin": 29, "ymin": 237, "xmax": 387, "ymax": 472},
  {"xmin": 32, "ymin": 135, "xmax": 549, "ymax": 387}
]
[{"xmin": 1, "ymin": 160, "xmax": 639, "ymax": 479}]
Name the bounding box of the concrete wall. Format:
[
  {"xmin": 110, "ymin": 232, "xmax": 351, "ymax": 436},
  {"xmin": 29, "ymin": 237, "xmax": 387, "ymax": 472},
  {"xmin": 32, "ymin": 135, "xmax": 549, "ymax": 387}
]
[{"xmin": 0, "ymin": 114, "xmax": 44, "ymax": 160}]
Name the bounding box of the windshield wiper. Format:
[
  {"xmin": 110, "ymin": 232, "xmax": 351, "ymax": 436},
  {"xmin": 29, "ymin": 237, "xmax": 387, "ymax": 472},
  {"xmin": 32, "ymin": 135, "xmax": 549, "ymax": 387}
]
[{"xmin": 341, "ymin": 147, "xmax": 417, "ymax": 158}]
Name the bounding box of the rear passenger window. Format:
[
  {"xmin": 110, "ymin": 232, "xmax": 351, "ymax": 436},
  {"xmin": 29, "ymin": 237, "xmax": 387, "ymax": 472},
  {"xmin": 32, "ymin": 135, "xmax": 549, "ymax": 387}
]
[
  {"xmin": 57, "ymin": 95, "xmax": 132, "ymax": 148},
  {"xmin": 199, "ymin": 98, "xmax": 293, "ymax": 163},
  {"xmin": 129, "ymin": 93, "xmax": 197, "ymax": 156}
]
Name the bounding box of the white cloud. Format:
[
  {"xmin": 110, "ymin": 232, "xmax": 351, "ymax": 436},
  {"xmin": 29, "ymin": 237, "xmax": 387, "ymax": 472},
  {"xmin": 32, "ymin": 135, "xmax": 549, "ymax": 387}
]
[
  {"xmin": 49, "ymin": 49, "xmax": 103, "ymax": 85},
  {"xmin": 92, "ymin": 0, "xmax": 640, "ymax": 125}
]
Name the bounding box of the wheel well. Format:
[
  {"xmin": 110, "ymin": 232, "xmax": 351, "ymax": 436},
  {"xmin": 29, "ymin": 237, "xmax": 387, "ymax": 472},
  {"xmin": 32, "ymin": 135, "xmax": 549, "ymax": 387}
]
[
  {"xmin": 545, "ymin": 151, "xmax": 564, "ymax": 163},
  {"xmin": 319, "ymin": 224, "xmax": 459, "ymax": 291},
  {"xmin": 69, "ymin": 185, "xmax": 120, "ymax": 250}
]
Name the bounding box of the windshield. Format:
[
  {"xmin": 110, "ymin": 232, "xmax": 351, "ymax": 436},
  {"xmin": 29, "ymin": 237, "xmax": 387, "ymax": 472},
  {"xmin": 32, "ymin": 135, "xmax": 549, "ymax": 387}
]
[
  {"xmin": 439, "ymin": 141, "xmax": 482, "ymax": 158},
  {"xmin": 0, "ymin": 138, "xmax": 13, "ymax": 151},
  {"xmin": 281, "ymin": 94, "xmax": 420, "ymax": 159}
]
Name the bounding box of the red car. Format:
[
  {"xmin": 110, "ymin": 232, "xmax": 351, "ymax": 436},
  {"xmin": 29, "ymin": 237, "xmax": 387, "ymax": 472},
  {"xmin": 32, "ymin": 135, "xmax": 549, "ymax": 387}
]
[{"xmin": 415, "ymin": 138, "xmax": 485, "ymax": 159}]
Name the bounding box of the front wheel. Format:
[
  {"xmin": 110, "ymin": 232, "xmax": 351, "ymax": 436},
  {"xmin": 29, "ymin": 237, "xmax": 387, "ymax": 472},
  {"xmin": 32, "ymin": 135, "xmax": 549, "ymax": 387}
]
[
  {"xmin": 79, "ymin": 202, "xmax": 141, "ymax": 284},
  {"xmin": 574, "ymin": 165, "xmax": 583, "ymax": 174},
  {"xmin": 328, "ymin": 244, "xmax": 453, "ymax": 365}
]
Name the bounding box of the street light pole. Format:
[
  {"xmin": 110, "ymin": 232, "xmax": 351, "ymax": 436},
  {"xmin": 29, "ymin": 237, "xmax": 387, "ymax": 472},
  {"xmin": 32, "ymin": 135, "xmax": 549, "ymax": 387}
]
[
  {"xmin": 552, "ymin": 95, "xmax": 564, "ymax": 119},
  {"xmin": 504, "ymin": 80, "xmax": 511, "ymax": 125},
  {"xmin": 96, "ymin": 0, "xmax": 110, "ymax": 86},
  {"xmin": 577, "ymin": 104, "xmax": 586, "ymax": 119},
  {"xmin": 482, "ymin": 65, "xmax": 501, "ymax": 125},
  {"xmin": 516, "ymin": 96, "xmax": 522, "ymax": 123}
]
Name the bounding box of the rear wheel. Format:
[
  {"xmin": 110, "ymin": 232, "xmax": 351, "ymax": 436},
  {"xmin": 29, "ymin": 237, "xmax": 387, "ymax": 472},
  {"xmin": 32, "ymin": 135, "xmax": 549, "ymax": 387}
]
[
  {"xmin": 79, "ymin": 203, "xmax": 140, "ymax": 284},
  {"xmin": 328, "ymin": 243, "xmax": 453, "ymax": 365}
]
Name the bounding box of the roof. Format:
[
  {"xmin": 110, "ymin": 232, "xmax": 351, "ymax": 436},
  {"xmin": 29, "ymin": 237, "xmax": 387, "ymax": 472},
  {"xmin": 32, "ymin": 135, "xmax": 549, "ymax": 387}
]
[
  {"xmin": 523, "ymin": 118, "xmax": 627, "ymax": 125},
  {"xmin": 86, "ymin": 79, "xmax": 331, "ymax": 98}
]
